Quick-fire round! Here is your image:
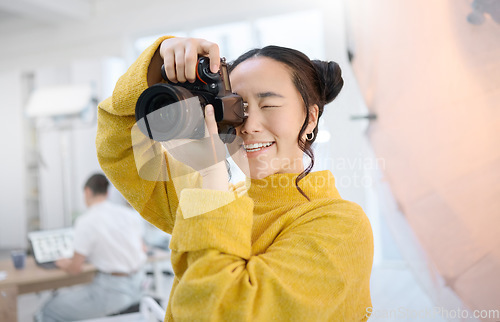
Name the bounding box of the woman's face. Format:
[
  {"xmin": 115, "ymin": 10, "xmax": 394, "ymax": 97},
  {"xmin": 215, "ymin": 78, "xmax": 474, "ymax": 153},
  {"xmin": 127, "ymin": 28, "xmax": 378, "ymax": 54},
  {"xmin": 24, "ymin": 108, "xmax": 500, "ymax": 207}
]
[{"xmin": 229, "ymin": 56, "xmax": 318, "ymax": 179}]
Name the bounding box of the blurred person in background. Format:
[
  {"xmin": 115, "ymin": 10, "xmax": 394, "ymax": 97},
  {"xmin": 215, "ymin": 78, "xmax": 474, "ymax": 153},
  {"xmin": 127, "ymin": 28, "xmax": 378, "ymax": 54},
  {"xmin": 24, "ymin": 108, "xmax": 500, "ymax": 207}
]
[{"xmin": 37, "ymin": 173, "xmax": 147, "ymax": 321}]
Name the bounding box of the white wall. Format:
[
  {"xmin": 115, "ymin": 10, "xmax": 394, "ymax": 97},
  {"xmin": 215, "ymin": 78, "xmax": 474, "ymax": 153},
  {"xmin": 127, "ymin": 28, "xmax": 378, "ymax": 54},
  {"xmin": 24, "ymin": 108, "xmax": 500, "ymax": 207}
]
[{"xmin": 0, "ymin": 71, "xmax": 26, "ymax": 248}]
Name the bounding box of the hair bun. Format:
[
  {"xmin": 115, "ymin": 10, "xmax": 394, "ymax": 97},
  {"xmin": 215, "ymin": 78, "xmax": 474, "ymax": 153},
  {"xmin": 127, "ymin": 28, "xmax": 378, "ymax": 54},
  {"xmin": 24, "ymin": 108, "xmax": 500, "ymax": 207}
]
[{"xmin": 312, "ymin": 60, "xmax": 343, "ymax": 104}]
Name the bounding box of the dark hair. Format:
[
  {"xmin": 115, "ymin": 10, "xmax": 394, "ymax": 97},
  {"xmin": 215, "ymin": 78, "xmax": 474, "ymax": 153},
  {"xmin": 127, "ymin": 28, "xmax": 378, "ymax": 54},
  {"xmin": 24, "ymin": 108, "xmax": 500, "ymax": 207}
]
[
  {"xmin": 84, "ymin": 173, "xmax": 109, "ymax": 196},
  {"xmin": 229, "ymin": 46, "xmax": 343, "ymax": 200}
]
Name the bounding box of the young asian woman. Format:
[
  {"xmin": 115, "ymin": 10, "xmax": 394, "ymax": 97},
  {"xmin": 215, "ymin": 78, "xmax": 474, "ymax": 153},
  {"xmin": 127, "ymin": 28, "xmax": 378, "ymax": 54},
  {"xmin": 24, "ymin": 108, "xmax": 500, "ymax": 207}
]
[{"xmin": 96, "ymin": 36, "xmax": 374, "ymax": 321}]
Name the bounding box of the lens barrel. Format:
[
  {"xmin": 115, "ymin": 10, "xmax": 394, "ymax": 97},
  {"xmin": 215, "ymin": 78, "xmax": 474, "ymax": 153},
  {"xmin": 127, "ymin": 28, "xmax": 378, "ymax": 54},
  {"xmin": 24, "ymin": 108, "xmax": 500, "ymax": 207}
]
[{"xmin": 135, "ymin": 84, "xmax": 205, "ymax": 141}]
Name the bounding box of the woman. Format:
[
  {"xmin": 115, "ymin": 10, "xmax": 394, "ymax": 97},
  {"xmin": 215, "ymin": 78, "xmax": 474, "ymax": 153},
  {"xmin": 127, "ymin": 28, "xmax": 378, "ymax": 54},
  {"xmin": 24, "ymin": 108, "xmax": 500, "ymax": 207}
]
[{"xmin": 97, "ymin": 36, "xmax": 374, "ymax": 321}]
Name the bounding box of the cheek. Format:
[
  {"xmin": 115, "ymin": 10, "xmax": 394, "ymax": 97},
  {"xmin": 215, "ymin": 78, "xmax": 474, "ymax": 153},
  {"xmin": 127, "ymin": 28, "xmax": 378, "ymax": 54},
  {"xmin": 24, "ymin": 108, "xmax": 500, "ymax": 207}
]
[{"xmin": 268, "ymin": 114, "xmax": 304, "ymax": 145}]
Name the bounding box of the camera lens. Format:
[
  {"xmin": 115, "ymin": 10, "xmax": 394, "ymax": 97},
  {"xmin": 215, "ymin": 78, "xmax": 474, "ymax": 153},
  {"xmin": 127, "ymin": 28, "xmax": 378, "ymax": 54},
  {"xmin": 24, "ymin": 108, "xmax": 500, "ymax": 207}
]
[{"xmin": 136, "ymin": 84, "xmax": 205, "ymax": 141}]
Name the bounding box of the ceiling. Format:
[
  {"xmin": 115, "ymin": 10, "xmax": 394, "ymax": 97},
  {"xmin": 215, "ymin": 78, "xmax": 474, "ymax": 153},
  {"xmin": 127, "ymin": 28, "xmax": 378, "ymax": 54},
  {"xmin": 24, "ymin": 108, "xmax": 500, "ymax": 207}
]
[
  {"xmin": 0, "ymin": 0, "xmax": 92, "ymax": 25},
  {"xmin": 0, "ymin": 0, "xmax": 97, "ymax": 39}
]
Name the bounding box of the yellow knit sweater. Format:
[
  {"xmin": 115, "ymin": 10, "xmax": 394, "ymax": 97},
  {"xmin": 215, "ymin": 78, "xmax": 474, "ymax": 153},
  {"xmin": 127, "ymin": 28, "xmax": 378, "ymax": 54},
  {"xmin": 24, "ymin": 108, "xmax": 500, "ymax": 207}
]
[{"xmin": 96, "ymin": 36, "xmax": 374, "ymax": 321}]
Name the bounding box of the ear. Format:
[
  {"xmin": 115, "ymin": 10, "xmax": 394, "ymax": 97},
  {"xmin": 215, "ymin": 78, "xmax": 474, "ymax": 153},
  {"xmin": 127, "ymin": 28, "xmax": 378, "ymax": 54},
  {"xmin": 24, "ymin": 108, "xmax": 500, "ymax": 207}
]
[
  {"xmin": 305, "ymin": 104, "xmax": 319, "ymax": 134},
  {"xmin": 84, "ymin": 187, "xmax": 92, "ymax": 199}
]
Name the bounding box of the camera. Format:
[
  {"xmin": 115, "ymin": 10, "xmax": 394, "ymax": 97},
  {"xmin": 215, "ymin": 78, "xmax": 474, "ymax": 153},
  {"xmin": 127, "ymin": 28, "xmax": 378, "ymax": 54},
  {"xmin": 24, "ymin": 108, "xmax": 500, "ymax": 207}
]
[{"xmin": 135, "ymin": 57, "xmax": 247, "ymax": 144}]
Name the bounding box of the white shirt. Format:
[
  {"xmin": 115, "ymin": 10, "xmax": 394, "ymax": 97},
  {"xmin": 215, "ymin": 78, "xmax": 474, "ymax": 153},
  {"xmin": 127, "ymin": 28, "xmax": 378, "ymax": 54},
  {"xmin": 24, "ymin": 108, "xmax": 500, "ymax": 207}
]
[{"xmin": 73, "ymin": 200, "xmax": 147, "ymax": 273}]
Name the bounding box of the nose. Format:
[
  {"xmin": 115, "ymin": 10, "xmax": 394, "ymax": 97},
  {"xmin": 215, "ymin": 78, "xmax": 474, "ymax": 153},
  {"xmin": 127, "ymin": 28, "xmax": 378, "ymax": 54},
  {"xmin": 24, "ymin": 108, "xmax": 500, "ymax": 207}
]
[{"xmin": 238, "ymin": 104, "xmax": 262, "ymax": 135}]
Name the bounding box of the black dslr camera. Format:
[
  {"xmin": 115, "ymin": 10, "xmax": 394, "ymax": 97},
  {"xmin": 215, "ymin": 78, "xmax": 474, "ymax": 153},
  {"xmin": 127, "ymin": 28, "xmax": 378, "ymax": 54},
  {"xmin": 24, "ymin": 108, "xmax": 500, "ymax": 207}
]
[{"xmin": 135, "ymin": 57, "xmax": 247, "ymax": 144}]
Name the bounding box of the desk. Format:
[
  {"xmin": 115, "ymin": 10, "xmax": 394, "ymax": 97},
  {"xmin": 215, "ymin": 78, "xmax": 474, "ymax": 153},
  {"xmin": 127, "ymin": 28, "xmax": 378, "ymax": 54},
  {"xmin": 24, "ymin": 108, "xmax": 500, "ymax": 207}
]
[
  {"xmin": 0, "ymin": 256, "xmax": 96, "ymax": 321},
  {"xmin": 0, "ymin": 249, "xmax": 170, "ymax": 322}
]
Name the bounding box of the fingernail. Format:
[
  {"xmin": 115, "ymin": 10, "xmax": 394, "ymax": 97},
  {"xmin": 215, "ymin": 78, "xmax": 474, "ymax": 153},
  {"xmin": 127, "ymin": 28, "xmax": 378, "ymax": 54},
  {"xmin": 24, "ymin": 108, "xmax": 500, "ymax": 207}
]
[
  {"xmin": 205, "ymin": 105, "xmax": 213, "ymax": 115},
  {"xmin": 211, "ymin": 64, "xmax": 219, "ymax": 73}
]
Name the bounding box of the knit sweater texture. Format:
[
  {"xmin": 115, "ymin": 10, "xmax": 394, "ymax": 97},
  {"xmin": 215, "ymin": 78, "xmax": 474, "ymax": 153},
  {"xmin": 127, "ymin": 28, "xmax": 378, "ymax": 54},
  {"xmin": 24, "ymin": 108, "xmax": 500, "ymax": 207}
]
[{"xmin": 96, "ymin": 36, "xmax": 374, "ymax": 321}]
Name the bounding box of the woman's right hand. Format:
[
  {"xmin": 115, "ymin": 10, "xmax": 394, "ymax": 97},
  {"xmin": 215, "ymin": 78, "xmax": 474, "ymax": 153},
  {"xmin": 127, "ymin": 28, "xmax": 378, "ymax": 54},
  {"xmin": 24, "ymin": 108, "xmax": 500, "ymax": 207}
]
[{"xmin": 159, "ymin": 37, "xmax": 221, "ymax": 83}]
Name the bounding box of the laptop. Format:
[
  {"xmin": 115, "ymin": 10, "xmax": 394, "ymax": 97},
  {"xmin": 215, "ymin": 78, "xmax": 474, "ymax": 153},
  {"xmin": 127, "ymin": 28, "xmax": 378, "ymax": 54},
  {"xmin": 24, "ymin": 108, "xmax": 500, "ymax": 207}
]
[{"xmin": 28, "ymin": 228, "xmax": 75, "ymax": 269}]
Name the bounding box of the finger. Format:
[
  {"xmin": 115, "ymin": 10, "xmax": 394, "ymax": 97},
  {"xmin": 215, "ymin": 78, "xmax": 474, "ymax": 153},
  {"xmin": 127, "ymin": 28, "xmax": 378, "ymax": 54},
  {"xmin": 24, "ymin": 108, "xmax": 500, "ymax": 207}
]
[
  {"xmin": 163, "ymin": 50, "xmax": 177, "ymax": 82},
  {"xmin": 174, "ymin": 49, "xmax": 187, "ymax": 83},
  {"xmin": 204, "ymin": 104, "xmax": 226, "ymax": 165},
  {"xmin": 184, "ymin": 43, "xmax": 199, "ymax": 83},
  {"xmin": 198, "ymin": 40, "xmax": 220, "ymax": 73},
  {"xmin": 204, "ymin": 104, "xmax": 218, "ymax": 137}
]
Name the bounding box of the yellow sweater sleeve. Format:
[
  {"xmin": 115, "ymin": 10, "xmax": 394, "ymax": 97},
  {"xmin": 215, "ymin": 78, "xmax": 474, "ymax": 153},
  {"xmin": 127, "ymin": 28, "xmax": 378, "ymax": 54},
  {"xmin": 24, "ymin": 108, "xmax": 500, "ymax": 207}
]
[
  {"xmin": 168, "ymin": 191, "xmax": 373, "ymax": 321},
  {"xmin": 96, "ymin": 35, "xmax": 202, "ymax": 233}
]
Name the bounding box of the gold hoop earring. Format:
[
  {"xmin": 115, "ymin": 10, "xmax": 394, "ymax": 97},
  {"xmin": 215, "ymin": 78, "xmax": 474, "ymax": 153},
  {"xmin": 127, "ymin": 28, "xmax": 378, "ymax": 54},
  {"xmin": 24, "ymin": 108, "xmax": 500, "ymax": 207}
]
[{"xmin": 306, "ymin": 132, "xmax": 314, "ymax": 141}]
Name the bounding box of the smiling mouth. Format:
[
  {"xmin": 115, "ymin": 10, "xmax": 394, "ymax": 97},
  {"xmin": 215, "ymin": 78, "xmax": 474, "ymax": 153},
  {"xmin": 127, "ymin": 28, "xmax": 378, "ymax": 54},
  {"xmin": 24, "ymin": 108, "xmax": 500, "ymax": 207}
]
[{"xmin": 243, "ymin": 142, "xmax": 275, "ymax": 152}]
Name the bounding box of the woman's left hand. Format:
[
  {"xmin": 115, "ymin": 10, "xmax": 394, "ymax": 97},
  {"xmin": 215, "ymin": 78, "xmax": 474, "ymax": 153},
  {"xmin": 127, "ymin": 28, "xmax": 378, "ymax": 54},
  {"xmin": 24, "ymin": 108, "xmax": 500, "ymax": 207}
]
[
  {"xmin": 162, "ymin": 104, "xmax": 229, "ymax": 191},
  {"xmin": 198, "ymin": 105, "xmax": 229, "ymax": 191}
]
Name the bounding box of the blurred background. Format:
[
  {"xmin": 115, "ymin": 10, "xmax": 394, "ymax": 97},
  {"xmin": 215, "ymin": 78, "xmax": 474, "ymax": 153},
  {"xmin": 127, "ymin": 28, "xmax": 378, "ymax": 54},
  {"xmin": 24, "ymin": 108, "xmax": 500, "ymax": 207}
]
[{"xmin": 0, "ymin": 0, "xmax": 498, "ymax": 321}]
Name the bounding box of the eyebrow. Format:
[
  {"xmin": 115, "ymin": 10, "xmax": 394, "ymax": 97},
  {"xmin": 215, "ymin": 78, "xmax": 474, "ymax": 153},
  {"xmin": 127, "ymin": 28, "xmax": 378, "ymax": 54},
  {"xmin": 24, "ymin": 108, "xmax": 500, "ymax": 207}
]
[{"xmin": 256, "ymin": 92, "xmax": 284, "ymax": 99}]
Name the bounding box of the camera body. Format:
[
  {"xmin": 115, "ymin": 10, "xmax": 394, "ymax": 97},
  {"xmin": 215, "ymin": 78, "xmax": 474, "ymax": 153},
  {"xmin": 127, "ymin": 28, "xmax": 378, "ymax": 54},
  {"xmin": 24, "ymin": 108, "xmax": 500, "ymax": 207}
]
[{"xmin": 135, "ymin": 57, "xmax": 247, "ymax": 143}]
